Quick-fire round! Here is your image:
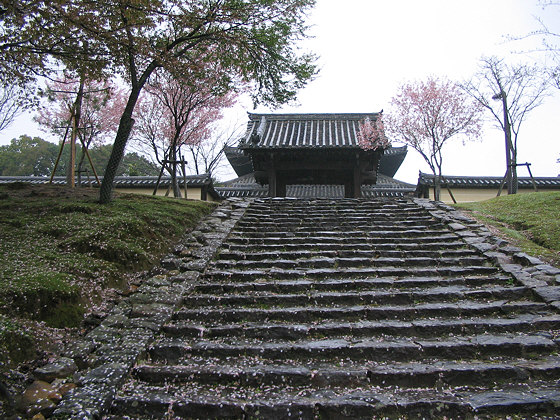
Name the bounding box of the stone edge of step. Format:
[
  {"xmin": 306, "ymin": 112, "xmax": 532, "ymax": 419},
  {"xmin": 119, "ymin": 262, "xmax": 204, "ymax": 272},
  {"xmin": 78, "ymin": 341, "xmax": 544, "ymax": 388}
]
[
  {"xmin": 51, "ymin": 198, "xmax": 254, "ymax": 419},
  {"xmin": 412, "ymin": 198, "xmax": 560, "ymax": 307}
]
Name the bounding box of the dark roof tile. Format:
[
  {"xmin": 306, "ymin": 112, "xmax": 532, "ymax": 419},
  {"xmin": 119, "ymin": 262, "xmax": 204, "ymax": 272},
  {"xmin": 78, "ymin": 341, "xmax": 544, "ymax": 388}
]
[
  {"xmin": 417, "ymin": 172, "xmax": 560, "ymax": 189},
  {"xmin": 240, "ymin": 112, "xmax": 382, "ymax": 149}
]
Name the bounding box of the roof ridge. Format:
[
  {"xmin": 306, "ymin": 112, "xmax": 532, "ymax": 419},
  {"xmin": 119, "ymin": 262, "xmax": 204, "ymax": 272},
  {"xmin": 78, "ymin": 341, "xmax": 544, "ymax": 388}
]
[
  {"xmin": 247, "ymin": 112, "xmax": 381, "ymax": 120},
  {"xmin": 418, "ymin": 172, "xmax": 560, "ymax": 181}
]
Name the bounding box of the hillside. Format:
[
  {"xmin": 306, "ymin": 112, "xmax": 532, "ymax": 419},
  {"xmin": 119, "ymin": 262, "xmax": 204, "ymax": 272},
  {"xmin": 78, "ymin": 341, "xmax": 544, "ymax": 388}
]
[
  {"xmin": 455, "ymin": 191, "xmax": 560, "ymax": 267},
  {"xmin": 0, "ymin": 183, "xmax": 215, "ymax": 399}
]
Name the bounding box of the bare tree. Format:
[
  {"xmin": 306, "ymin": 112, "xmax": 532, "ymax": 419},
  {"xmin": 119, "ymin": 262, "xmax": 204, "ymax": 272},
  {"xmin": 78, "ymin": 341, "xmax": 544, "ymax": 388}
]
[
  {"xmin": 524, "ymin": 1, "xmax": 560, "ymax": 89},
  {"xmin": 186, "ymin": 123, "xmax": 244, "ymax": 181},
  {"xmin": 0, "ymin": 83, "xmax": 25, "ymax": 132},
  {"xmin": 462, "ymin": 57, "xmax": 550, "ymax": 194}
]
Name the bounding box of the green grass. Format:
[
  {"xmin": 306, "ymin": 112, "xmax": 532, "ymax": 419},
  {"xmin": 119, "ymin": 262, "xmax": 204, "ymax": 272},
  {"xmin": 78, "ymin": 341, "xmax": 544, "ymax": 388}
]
[
  {"xmin": 454, "ymin": 191, "xmax": 560, "ymax": 267},
  {"xmin": 0, "ymin": 183, "xmax": 216, "ymax": 365}
]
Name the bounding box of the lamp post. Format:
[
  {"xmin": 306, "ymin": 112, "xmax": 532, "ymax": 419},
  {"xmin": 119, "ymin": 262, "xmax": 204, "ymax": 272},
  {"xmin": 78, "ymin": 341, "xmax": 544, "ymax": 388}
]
[{"xmin": 492, "ymin": 90, "xmax": 515, "ymax": 195}]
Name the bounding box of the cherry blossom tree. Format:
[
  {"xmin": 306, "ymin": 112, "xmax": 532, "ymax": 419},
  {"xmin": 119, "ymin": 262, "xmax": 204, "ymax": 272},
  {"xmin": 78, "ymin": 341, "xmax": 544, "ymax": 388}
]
[
  {"xmin": 34, "ymin": 75, "xmax": 126, "ymax": 184},
  {"xmin": 357, "ymin": 114, "xmax": 391, "ymax": 151},
  {"xmin": 1, "ymin": 0, "xmax": 318, "ymax": 202},
  {"xmin": 133, "ymin": 71, "xmax": 239, "ymax": 197},
  {"xmin": 36, "ymin": 76, "xmax": 125, "ymax": 146},
  {"xmin": 386, "ymin": 77, "xmax": 484, "ymax": 201}
]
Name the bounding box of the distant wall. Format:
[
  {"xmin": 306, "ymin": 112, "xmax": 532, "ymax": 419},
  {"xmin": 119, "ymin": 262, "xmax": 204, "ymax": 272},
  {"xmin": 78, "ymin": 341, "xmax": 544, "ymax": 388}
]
[
  {"xmin": 424, "ymin": 187, "xmax": 560, "ymax": 203},
  {"xmin": 115, "ymin": 186, "xmax": 218, "ymax": 202}
]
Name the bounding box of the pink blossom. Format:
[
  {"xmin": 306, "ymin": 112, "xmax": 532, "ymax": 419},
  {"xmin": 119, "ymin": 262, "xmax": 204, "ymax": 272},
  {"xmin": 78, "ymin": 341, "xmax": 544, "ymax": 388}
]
[
  {"xmin": 385, "ymin": 76, "xmax": 483, "ymax": 175},
  {"xmin": 357, "ymin": 115, "xmax": 391, "ymax": 151},
  {"xmin": 35, "ymin": 76, "xmax": 126, "ymax": 147}
]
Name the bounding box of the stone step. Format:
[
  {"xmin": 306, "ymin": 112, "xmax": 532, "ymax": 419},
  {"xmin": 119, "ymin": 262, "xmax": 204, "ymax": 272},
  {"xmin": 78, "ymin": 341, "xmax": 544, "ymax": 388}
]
[
  {"xmin": 131, "ymin": 357, "xmax": 560, "ymax": 389},
  {"xmin": 193, "ymin": 274, "xmax": 515, "ymax": 294},
  {"xmin": 237, "ymin": 215, "xmax": 438, "ymax": 225},
  {"xmin": 182, "ymin": 286, "xmax": 532, "ymax": 309},
  {"xmin": 163, "ymin": 314, "xmax": 560, "ymax": 340},
  {"xmin": 215, "ymin": 248, "xmax": 480, "ymax": 261},
  {"xmin": 172, "ymin": 300, "xmax": 550, "ymax": 323},
  {"xmin": 234, "ymin": 220, "xmax": 443, "ymax": 230},
  {"xmin": 238, "ymin": 211, "xmax": 436, "ymax": 219},
  {"xmin": 227, "ymin": 228, "xmax": 453, "ymax": 239},
  {"xmin": 110, "ymin": 381, "xmax": 560, "ymax": 419},
  {"xmin": 210, "ymin": 256, "xmax": 490, "ymax": 271},
  {"xmin": 204, "ymin": 266, "xmax": 501, "ymax": 282},
  {"xmin": 245, "ymin": 202, "xmax": 425, "ymax": 211},
  {"xmin": 245, "ymin": 204, "xmax": 426, "ymax": 213},
  {"xmin": 246, "ymin": 200, "xmax": 420, "ymax": 206},
  {"xmin": 148, "ymin": 334, "xmax": 557, "ymax": 364},
  {"xmin": 241, "ymin": 211, "xmax": 433, "ymax": 220},
  {"xmin": 105, "ymin": 197, "xmax": 560, "ymax": 420},
  {"xmin": 222, "ymin": 240, "xmax": 469, "ymax": 252},
  {"xmin": 226, "ymin": 233, "xmax": 461, "ymax": 245},
  {"xmin": 243, "ymin": 207, "xmax": 427, "ymax": 214}
]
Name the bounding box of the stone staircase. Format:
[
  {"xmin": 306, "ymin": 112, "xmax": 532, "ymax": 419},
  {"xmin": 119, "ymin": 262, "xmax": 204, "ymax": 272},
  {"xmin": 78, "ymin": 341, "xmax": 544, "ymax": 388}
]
[{"xmin": 111, "ymin": 198, "xmax": 560, "ymax": 419}]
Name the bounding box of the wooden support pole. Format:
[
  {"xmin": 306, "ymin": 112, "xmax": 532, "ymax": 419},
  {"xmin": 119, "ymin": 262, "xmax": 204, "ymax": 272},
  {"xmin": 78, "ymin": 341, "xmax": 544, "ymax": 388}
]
[
  {"xmin": 66, "ymin": 77, "xmax": 84, "ymax": 188},
  {"xmin": 180, "ymin": 155, "xmax": 188, "ymax": 199},
  {"xmin": 77, "ymin": 134, "xmax": 100, "ymax": 186},
  {"xmin": 153, "ymin": 163, "xmax": 166, "ymax": 195},
  {"xmin": 525, "ymin": 163, "xmax": 538, "ymax": 192},
  {"xmin": 497, "ymin": 167, "xmax": 510, "ymax": 197},
  {"xmin": 50, "ymin": 125, "xmax": 71, "ymax": 184},
  {"xmin": 440, "ymin": 177, "xmax": 457, "ymax": 204},
  {"xmin": 67, "ymin": 114, "xmax": 76, "ymax": 187}
]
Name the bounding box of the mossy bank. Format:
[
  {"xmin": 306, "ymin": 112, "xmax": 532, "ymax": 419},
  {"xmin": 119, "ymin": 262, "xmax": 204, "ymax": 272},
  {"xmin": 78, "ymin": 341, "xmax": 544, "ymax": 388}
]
[
  {"xmin": 0, "ymin": 183, "xmax": 215, "ymax": 369},
  {"xmin": 455, "ymin": 191, "xmax": 560, "ymax": 267}
]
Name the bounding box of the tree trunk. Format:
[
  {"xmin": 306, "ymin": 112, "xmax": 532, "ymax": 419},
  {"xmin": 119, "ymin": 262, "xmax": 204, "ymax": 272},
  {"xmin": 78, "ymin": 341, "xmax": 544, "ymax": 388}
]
[
  {"xmin": 190, "ymin": 147, "xmax": 200, "ymax": 175},
  {"xmin": 99, "ymin": 88, "xmax": 143, "ymax": 203},
  {"xmin": 98, "ymin": 61, "xmax": 159, "ymax": 204},
  {"xmin": 99, "ymin": 114, "xmax": 135, "ymax": 203},
  {"xmin": 501, "ymin": 91, "xmax": 515, "ymax": 195},
  {"xmin": 511, "ymin": 148, "xmax": 518, "ymax": 194},
  {"xmin": 171, "ymin": 145, "xmax": 181, "ymax": 198},
  {"xmin": 77, "ymin": 150, "xmax": 86, "ymax": 187},
  {"xmin": 67, "ymin": 77, "xmax": 84, "ymax": 187},
  {"xmin": 433, "ymin": 175, "xmax": 441, "ymax": 201}
]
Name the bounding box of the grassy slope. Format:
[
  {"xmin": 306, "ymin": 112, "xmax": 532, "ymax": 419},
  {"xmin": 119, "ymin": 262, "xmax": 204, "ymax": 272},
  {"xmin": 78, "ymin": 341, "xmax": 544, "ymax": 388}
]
[
  {"xmin": 455, "ymin": 191, "xmax": 560, "ymax": 267},
  {"xmin": 0, "ymin": 183, "xmax": 216, "ymax": 367}
]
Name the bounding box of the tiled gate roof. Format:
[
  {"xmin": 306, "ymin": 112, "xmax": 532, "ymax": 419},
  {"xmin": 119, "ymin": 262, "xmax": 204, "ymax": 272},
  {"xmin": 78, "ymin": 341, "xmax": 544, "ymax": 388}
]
[{"xmin": 241, "ymin": 113, "xmax": 381, "ymax": 148}]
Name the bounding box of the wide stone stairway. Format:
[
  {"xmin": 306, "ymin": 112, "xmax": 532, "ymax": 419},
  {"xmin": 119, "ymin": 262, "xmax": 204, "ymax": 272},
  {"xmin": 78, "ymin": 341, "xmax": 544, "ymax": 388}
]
[{"xmin": 111, "ymin": 198, "xmax": 560, "ymax": 418}]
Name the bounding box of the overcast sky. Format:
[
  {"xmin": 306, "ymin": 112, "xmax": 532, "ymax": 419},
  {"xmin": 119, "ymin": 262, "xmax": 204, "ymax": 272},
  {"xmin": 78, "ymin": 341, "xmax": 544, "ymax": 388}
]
[
  {"xmin": 1, "ymin": 0, "xmax": 559, "ymax": 184},
  {"xmin": 246, "ymin": 0, "xmax": 560, "ymax": 183}
]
